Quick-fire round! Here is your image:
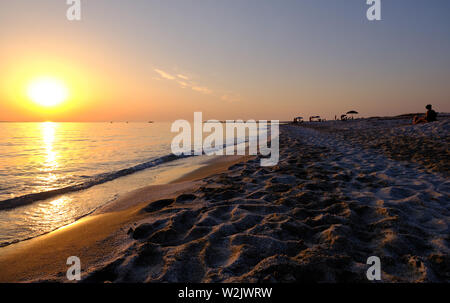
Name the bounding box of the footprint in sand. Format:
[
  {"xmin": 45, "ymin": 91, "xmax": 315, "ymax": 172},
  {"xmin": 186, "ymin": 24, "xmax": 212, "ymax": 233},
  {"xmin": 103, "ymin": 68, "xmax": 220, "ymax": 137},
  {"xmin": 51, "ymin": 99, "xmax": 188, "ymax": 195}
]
[
  {"xmin": 377, "ymin": 187, "xmax": 416, "ymax": 200},
  {"xmin": 175, "ymin": 193, "xmax": 198, "ymax": 203},
  {"xmin": 142, "ymin": 198, "xmax": 174, "ymax": 213}
]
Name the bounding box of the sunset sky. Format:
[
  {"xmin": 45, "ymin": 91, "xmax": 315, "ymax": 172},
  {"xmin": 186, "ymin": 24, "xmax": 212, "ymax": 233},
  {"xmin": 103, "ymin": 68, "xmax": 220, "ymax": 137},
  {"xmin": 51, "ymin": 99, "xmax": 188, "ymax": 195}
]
[{"xmin": 1, "ymin": 0, "xmax": 449, "ymax": 122}]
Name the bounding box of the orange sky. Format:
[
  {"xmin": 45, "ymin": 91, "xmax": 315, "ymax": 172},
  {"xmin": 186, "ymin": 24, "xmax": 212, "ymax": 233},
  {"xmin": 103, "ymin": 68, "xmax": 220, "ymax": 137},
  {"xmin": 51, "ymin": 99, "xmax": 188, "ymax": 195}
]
[{"xmin": 1, "ymin": 1, "xmax": 449, "ymax": 122}]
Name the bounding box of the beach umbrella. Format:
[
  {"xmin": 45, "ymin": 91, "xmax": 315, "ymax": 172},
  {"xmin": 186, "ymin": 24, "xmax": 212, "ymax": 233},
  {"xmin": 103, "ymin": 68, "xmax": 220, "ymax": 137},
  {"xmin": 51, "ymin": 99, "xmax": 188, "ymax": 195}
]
[{"xmin": 346, "ymin": 110, "xmax": 358, "ymax": 119}]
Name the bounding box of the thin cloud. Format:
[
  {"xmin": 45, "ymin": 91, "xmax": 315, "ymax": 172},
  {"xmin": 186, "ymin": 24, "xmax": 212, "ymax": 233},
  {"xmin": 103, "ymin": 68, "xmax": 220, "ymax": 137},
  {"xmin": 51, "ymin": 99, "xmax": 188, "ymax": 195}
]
[
  {"xmin": 192, "ymin": 86, "xmax": 212, "ymax": 95},
  {"xmin": 154, "ymin": 69, "xmax": 176, "ymax": 80},
  {"xmin": 154, "ymin": 68, "xmax": 221, "ymax": 96},
  {"xmin": 221, "ymin": 93, "xmax": 241, "ymax": 103},
  {"xmin": 177, "ymin": 74, "xmax": 189, "ymax": 80}
]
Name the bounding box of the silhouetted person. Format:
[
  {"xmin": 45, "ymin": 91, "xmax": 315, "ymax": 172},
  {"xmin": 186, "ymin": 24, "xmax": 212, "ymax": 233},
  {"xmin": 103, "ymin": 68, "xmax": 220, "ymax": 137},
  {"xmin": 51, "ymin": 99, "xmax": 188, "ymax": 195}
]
[{"xmin": 413, "ymin": 104, "xmax": 437, "ymax": 124}]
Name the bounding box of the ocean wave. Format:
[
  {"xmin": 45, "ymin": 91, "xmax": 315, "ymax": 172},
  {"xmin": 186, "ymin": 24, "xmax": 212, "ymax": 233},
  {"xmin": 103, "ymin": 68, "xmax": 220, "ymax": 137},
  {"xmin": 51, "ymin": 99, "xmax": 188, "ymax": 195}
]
[
  {"xmin": 0, "ymin": 153, "xmax": 192, "ymax": 211},
  {"xmin": 0, "ymin": 135, "xmax": 256, "ymax": 212}
]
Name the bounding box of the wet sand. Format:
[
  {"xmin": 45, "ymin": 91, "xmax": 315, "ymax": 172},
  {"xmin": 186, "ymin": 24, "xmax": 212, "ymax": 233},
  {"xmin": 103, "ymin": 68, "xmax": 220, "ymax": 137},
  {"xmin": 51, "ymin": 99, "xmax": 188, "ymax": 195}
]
[{"xmin": 0, "ymin": 156, "xmax": 247, "ymax": 282}]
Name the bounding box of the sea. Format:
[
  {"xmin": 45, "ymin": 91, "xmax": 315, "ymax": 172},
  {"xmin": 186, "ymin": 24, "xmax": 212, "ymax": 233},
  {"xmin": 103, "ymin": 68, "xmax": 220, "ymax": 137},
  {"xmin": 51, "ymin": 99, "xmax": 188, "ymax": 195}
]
[{"xmin": 0, "ymin": 122, "xmax": 258, "ymax": 247}]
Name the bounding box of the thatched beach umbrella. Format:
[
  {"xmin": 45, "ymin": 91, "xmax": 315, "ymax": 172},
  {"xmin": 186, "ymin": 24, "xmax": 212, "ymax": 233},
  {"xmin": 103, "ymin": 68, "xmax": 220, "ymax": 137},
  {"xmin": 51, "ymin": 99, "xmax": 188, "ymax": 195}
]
[{"xmin": 346, "ymin": 110, "xmax": 358, "ymax": 119}]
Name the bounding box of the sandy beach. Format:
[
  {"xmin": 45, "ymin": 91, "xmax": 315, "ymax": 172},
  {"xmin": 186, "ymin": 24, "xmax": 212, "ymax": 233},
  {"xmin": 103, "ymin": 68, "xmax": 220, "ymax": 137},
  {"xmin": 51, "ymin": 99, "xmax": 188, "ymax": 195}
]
[{"xmin": 0, "ymin": 117, "xmax": 448, "ymax": 283}]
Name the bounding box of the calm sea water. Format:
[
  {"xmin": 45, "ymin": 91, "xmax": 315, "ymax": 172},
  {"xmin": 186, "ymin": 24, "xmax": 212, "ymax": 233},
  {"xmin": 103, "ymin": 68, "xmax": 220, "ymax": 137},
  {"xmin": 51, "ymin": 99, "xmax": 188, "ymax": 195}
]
[
  {"xmin": 0, "ymin": 122, "xmax": 173, "ymax": 202},
  {"xmin": 0, "ymin": 122, "xmax": 255, "ymax": 247}
]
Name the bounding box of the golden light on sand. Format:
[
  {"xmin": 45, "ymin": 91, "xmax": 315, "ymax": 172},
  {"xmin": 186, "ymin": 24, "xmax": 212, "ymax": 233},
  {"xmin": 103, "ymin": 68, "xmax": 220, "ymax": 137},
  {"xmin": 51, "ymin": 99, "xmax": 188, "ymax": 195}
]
[{"xmin": 27, "ymin": 77, "xmax": 69, "ymax": 107}]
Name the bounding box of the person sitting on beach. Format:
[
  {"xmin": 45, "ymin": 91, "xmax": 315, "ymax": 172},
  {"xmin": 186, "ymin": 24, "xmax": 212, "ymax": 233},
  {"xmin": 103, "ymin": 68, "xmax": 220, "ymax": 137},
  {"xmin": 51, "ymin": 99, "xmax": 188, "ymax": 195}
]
[{"xmin": 413, "ymin": 104, "xmax": 437, "ymax": 124}]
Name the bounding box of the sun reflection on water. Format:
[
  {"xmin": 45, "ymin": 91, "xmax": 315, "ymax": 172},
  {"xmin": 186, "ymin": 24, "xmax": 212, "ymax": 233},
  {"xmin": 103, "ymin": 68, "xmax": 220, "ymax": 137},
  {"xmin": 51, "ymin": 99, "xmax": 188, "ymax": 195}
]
[
  {"xmin": 41, "ymin": 122, "xmax": 58, "ymax": 172},
  {"xmin": 24, "ymin": 196, "xmax": 75, "ymax": 233},
  {"xmin": 33, "ymin": 122, "xmax": 62, "ymax": 193}
]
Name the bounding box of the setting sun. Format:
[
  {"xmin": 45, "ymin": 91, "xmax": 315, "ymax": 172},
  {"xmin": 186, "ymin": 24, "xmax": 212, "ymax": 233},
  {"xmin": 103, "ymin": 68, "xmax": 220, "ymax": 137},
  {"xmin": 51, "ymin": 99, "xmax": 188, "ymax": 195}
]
[{"xmin": 27, "ymin": 77, "xmax": 68, "ymax": 107}]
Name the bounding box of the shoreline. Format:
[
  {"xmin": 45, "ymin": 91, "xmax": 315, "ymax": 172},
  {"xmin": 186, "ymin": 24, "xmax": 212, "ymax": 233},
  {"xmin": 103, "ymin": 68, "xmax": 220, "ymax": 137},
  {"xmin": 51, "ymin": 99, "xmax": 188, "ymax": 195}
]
[{"xmin": 0, "ymin": 155, "xmax": 250, "ymax": 282}]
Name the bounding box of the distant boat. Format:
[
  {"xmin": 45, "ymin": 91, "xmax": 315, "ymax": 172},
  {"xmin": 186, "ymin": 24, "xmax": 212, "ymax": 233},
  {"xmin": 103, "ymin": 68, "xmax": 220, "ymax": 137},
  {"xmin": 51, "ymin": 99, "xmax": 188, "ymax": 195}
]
[{"xmin": 148, "ymin": 121, "xmax": 154, "ymax": 123}]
